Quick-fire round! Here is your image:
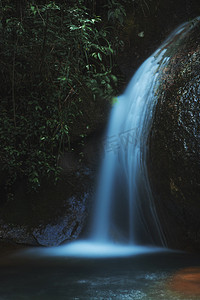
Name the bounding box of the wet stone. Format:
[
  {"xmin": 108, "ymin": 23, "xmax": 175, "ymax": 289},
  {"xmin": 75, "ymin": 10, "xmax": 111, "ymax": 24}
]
[{"xmin": 149, "ymin": 21, "xmax": 200, "ymax": 251}]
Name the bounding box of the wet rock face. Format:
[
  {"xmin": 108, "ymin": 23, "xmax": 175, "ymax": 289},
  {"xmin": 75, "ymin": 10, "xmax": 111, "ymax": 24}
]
[
  {"xmin": 0, "ymin": 193, "xmax": 90, "ymax": 247},
  {"xmin": 149, "ymin": 23, "xmax": 200, "ymax": 251}
]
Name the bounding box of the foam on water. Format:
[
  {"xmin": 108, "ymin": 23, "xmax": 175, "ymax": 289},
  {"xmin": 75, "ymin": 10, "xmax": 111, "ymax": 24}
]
[{"xmin": 24, "ymin": 241, "xmax": 166, "ymax": 258}]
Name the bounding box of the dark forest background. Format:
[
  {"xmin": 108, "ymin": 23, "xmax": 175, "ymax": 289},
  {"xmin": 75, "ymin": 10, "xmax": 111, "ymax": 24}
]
[{"xmin": 0, "ymin": 0, "xmax": 199, "ymax": 205}]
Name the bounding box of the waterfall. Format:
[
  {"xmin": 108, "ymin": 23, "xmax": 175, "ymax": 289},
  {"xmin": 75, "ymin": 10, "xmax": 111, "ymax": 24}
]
[
  {"xmin": 90, "ymin": 51, "xmax": 169, "ymax": 246},
  {"xmin": 89, "ymin": 19, "xmax": 198, "ymax": 249},
  {"xmin": 27, "ymin": 18, "xmax": 200, "ymax": 258}
]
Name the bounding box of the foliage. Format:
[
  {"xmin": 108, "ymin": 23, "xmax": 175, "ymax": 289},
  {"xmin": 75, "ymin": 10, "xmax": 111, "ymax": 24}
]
[
  {"xmin": 105, "ymin": 0, "xmax": 127, "ymax": 25},
  {"xmin": 0, "ymin": 0, "xmax": 121, "ymax": 192}
]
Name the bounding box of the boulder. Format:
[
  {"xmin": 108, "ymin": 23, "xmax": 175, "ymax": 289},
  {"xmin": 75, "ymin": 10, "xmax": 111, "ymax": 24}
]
[
  {"xmin": 149, "ymin": 21, "xmax": 200, "ymax": 251},
  {"xmin": 0, "ymin": 193, "xmax": 89, "ymax": 247}
]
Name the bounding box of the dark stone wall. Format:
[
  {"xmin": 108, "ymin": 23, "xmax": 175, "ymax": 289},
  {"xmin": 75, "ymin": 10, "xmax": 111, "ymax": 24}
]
[{"xmin": 149, "ymin": 22, "xmax": 200, "ymax": 251}]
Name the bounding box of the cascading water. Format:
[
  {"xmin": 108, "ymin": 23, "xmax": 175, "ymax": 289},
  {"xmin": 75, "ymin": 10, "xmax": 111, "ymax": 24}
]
[
  {"xmin": 90, "ymin": 49, "xmax": 169, "ymax": 246},
  {"xmin": 25, "ymin": 18, "xmax": 200, "ymax": 258}
]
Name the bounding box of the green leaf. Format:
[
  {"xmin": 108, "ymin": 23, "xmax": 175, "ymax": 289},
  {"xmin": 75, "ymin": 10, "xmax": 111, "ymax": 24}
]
[{"xmin": 98, "ymin": 53, "xmax": 102, "ymax": 61}]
